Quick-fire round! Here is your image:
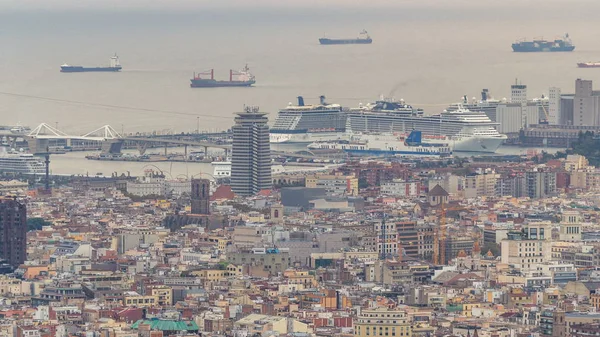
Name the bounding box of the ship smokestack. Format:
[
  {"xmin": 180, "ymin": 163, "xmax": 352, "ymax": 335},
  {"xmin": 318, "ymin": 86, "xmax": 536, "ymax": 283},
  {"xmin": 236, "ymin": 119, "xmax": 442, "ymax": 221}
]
[
  {"xmin": 463, "ymin": 95, "xmax": 468, "ymax": 104},
  {"xmin": 297, "ymin": 96, "xmax": 305, "ymax": 106},
  {"xmin": 481, "ymin": 89, "xmax": 489, "ymax": 101},
  {"xmin": 319, "ymin": 95, "xmax": 326, "ymax": 105}
]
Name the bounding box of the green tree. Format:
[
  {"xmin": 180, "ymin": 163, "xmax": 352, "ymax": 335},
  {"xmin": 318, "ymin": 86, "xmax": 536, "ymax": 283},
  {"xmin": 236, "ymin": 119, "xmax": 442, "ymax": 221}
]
[
  {"xmin": 358, "ymin": 177, "xmax": 369, "ymax": 189},
  {"xmin": 27, "ymin": 218, "xmax": 51, "ymax": 231},
  {"xmin": 481, "ymin": 242, "xmax": 500, "ymax": 257}
]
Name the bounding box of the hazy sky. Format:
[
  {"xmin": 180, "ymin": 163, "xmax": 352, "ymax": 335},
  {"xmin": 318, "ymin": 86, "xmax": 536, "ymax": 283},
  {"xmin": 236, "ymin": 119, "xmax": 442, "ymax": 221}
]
[{"xmin": 2, "ymin": 0, "xmax": 595, "ymax": 12}]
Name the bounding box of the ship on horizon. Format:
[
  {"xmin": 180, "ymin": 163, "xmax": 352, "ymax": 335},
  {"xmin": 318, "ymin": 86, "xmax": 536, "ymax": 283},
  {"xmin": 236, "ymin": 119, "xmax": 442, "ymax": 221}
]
[
  {"xmin": 577, "ymin": 62, "xmax": 600, "ymax": 68},
  {"xmin": 512, "ymin": 33, "xmax": 574, "ymax": 52},
  {"xmin": 190, "ymin": 65, "xmax": 255, "ymax": 88},
  {"xmin": 60, "ymin": 54, "xmax": 122, "ymax": 72},
  {"xmin": 319, "ymin": 30, "xmax": 372, "ymax": 45}
]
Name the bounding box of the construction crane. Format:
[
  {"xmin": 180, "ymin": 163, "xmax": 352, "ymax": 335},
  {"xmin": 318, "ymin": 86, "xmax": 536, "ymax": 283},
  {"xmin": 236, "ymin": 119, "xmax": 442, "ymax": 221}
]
[
  {"xmin": 539, "ymin": 98, "xmax": 550, "ymax": 124},
  {"xmin": 433, "ymin": 201, "xmax": 466, "ymax": 265},
  {"xmin": 433, "ymin": 201, "xmax": 447, "ymax": 265}
]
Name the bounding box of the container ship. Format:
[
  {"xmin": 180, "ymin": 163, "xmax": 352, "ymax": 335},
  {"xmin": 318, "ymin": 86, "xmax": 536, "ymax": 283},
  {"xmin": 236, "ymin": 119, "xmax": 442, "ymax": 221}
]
[
  {"xmin": 511, "ymin": 34, "xmax": 574, "ymax": 52},
  {"xmin": 190, "ymin": 65, "xmax": 255, "ymax": 88},
  {"xmin": 577, "ymin": 62, "xmax": 600, "ymax": 68},
  {"xmin": 319, "ymin": 30, "xmax": 372, "ymax": 45},
  {"xmin": 346, "ymin": 98, "xmax": 507, "ymax": 153},
  {"xmin": 270, "ymin": 96, "xmax": 348, "ymax": 144},
  {"xmin": 61, "ymin": 54, "xmax": 122, "ymax": 72},
  {"xmin": 308, "ymin": 130, "xmax": 452, "ymax": 158}
]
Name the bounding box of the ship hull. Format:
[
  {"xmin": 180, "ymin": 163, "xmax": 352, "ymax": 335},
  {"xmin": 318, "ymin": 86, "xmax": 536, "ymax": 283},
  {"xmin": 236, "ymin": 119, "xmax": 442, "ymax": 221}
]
[
  {"xmin": 577, "ymin": 63, "xmax": 600, "ymax": 68},
  {"xmin": 61, "ymin": 66, "xmax": 122, "ymax": 72},
  {"xmin": 452, "ymin": 136, "xmax": 505, "ymax": 153},
  {"xmin": 270, "ymin": 131, "xmax": 347, "ymax": 144},
  {"xmin": 190, "ymin": 80, "xmax": 255, "ymax": 88},
  {"xmin": 319, "ymin": 38, "xmax": 372, "ymax": 45},
  {"xmin": 346, "ymin": 115, "xmax": 506, "ymax": 153},
  {"xmin": 344, "ymin": 149, "xmax": 448, "ymax": 158},
  {"xmin": 512, "ymin": 45, "xmax": 575, "ymax": 52},
  {"xmin": 308, "ymin": 134, "xmax": 452, "ymax": 158}
]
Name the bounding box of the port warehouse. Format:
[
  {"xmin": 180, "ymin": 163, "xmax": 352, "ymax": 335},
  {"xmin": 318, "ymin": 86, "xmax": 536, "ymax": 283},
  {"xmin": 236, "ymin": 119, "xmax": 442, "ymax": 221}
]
[
  {"xmin": 5, "ymin": 132, "xmax": 230, "ymax": 153},
  {"xmin": 6, "ymin": 126, "xmax": 595, "ymax": 152},
  {"xmin": 519, "ymin": 124, "xmax": 600, "ymax": 147}
]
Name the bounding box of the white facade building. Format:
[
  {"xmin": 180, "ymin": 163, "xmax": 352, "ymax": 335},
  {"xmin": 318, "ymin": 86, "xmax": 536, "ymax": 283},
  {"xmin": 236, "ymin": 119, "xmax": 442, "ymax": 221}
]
[
  {"xmin": 548, "ymin": 87, "xmax": 561, "ymax": 125},
  {"xmin": 164, "ymin": 180, "xmax": 191, "ymax": 197},
  {"xmin": 381, "ymin": 180, "xmax": 421, "ymax": 198},
  {"xmin": 501, "ymin": 222, "xmax": 551, "ymax": 272},
  {"xmin": 126, "ymin": 170, "xmax": 164, "ymax": 196},
  {"xmin": 126, "ymin": 170, "xmax": 192, "ymax": 197},
  {"xmin": 511, "ymin": 83, "xmax": 528, "ymax": 103},
  {"xmin": 496, "ymin": 103, "xmax": 539, "ymax": 134},
  {"xmin": 573, "ymin": 79, "xmax": 600, "ymax": 126}
]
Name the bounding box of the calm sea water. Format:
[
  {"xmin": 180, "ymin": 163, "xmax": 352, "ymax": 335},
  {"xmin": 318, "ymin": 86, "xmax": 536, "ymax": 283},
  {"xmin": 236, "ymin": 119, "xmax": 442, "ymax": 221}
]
[
  {"xmin": 3, "ymin": 2, "xmax": 600, "ymax": 135},
  {"xmin": 1, "ymin": 2, "xmax": 598, "ymax": 176}
]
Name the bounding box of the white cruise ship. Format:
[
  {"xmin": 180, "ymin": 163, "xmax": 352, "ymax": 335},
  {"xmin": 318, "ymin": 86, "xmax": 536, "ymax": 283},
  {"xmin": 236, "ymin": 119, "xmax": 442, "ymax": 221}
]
[
  {"xmin": 346, "ymin": 99, "xmax": 507, "ymax": 153},
  {"xmin": 0, "ymin": 150, "xmax": 46, "ymax": 174},
  {"xmin": 270, "ymin": 96, "xmax": 348, "ymax": 144}
]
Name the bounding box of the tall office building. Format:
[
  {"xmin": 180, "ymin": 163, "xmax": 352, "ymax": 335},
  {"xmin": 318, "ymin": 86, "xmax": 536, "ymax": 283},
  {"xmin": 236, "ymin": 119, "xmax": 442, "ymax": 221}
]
[
  {"xmin": 560, "ymin": 94, "xmax": 575, "ymax": 125},
  {"xmin": 573, "ymin": 79, "xmax": 600, "ymax": 126},
  {"xmin": 0, "ymin": 197, "xmax": 27, "ymax": 267},
  {"xmin": 231, "ymin": 107, "xmax": 272, "ymax": 196},
  {"xmin": 548, "ymin": 87, "xmax": 561, "ymax": 125},
  {"xmin": 525, "ymin": 167, "xmax": 557, "ymax": 199},
  {"xmin": 191, "ymin": 179, "xmax": 210, "ymax": 215},
  {"xmin": 510, "ymin": 82, "xmax": 528, "ymax": 104},
  {"xmin": 510, "ymin": 82, "xmax": 530, "ymax": 132}
]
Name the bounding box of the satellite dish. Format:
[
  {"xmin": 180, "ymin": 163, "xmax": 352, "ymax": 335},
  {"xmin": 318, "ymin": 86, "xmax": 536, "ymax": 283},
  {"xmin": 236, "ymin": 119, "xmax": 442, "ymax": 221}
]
[{"xmin": 19, "ymin": 148, "xmax": 24, "ymax": 152}]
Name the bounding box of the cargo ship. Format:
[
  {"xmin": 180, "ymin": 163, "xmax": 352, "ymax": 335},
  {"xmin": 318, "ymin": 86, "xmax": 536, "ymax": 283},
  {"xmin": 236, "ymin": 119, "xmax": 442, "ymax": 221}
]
[
  {"xmin": 307, "ymin": 130, "xmax": 452, "ymax": 158},
  {"xmin": 190, "ymin": 65, "xmax": 255, "ymax": 88},
  {"xmin": 511, "ymin": 34, "xmax": 574, "ymax": 52},
  {"xmin": 577, "ymin": 62, "xmax": 600, "ymax": 68},
  {"xmin": 60, "ymin": 54, "xmax": 122, "ymax": 72},
  {"xmin": 319, "ymin": 30, "xmax": 372, "ymax": 45}
]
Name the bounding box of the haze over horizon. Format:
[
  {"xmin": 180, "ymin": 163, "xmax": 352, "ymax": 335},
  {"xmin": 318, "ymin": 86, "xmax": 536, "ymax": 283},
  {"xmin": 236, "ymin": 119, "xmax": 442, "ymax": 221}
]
[
  {"xmin": 2, "ymin": 0, "xmax": 600, "ymax": 134},
  {"xmin": 1, "ymin": 0, "xmax": 598, "ymax": 12}
]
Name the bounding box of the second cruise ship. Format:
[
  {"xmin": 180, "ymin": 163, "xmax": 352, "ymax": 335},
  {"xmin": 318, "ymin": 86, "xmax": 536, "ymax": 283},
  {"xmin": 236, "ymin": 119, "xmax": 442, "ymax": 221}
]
[
  {"xmin": 346, "ymin": 98, "xmax": 507, "ymax": 153},
  {"xmin": 270, "ymin": 96, "xmax": 348, "ymax": 144},
  {"xmin": 0, "ymin": 149, "xmax": 46, "ymax": 175}
]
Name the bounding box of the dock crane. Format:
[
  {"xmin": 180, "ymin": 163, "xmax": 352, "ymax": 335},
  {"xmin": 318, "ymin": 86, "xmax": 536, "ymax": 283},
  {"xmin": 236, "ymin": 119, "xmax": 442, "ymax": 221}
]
[{"xmin": 538, "ymin": 96, "xmax": 550, "ymax": 124}]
